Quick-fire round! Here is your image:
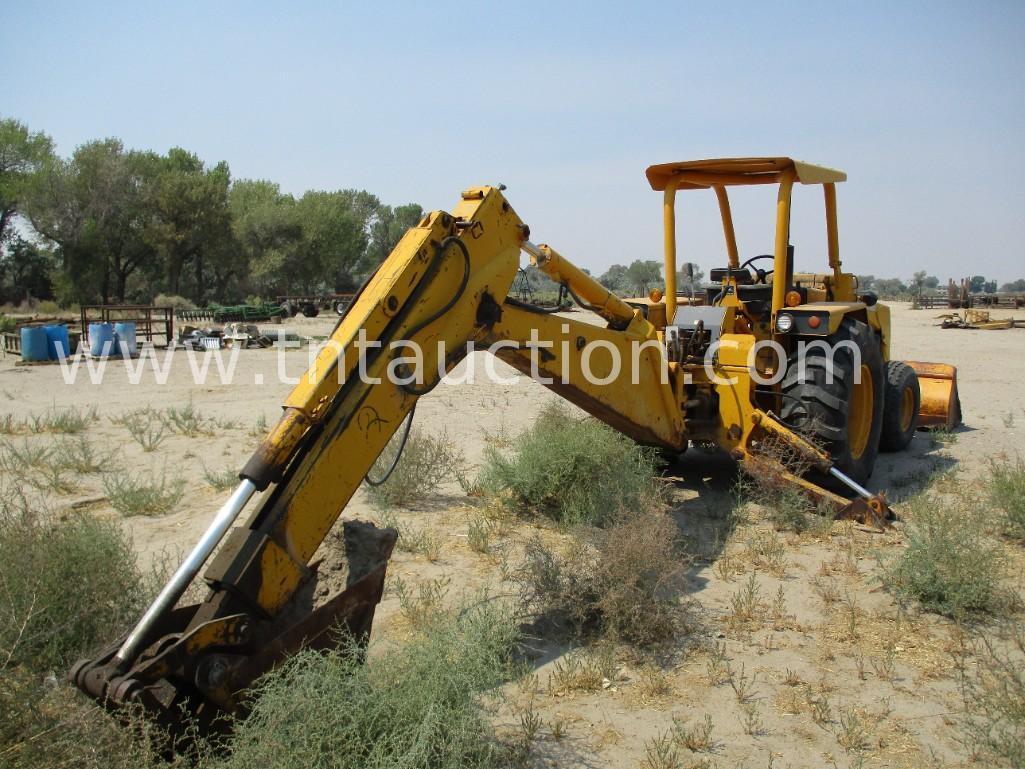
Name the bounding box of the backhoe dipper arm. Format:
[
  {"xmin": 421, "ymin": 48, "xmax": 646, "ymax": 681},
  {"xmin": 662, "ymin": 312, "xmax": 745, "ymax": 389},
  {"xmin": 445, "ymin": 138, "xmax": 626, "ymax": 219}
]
[{"xmin": 73, "ymin": 187, "xmax": 527, "ymax": 729}]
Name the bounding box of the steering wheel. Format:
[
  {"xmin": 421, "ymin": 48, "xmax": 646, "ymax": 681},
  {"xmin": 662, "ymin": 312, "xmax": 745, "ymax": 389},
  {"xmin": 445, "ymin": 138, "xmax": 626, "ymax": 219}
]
[{"xmin": 739, "ymin": 254, "xmax": 775, "ymax": 284}]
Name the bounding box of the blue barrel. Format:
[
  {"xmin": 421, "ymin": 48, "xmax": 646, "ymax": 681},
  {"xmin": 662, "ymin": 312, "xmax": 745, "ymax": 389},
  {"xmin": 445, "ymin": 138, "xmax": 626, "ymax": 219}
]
[
  {"xmin": 89, "ymin": 323, "xmax": 115, "ymax": 357},
  {"xmin": 114, "ymin": 322, "xmax": 137, "ymax": 356},
  {"xmin": 20, "ymin": 327, "xmax": 49, "ymax": 362},
  {"xmin": 44, "ymin": 325, "xmax": 70, "ymax": 360}
]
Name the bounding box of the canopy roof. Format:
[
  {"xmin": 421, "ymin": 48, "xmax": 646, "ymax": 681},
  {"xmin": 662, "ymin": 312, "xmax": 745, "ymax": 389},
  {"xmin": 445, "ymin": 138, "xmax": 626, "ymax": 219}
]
[{"xmin": 645, "ymin": 157, "xmax": 846, "ymax": 191}]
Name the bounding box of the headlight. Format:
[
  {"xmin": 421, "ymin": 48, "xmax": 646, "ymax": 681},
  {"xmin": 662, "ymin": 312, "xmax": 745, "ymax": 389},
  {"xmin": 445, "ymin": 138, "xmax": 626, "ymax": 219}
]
[{"xmin": 775, "ymin": 313, "xmax": 795, "ymax": 333}]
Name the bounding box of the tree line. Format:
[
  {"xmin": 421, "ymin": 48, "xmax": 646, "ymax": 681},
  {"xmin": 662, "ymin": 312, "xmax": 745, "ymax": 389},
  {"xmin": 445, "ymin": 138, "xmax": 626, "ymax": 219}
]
[
  {"xmin": 0, "ymin": 117, "xmax": 423, "ymax": 307},
  {"xmin": 596, "ymin": 262, "xmax": 1024, "ymax": 300},
  {"xmin": 597, "ymin": 260, "xmax": 705, "ymax": 296},
  {"xmin": 860, "ymin": 272, "xmax": 1023, "ymax": 297},
  {"xmin": 3, "ymin": 115, "xmax": 1023, "ymax": 309}
]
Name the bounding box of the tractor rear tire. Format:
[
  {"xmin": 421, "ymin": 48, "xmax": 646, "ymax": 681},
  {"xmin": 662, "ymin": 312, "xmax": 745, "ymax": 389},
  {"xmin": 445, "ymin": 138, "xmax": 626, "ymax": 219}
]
[
  {"xmin": 879, "ymin": 360, "xmax": 920, "ymax": 452},
  {"xmin": 780, "ymin": 317, "xmax": 885, "ymax": 485}
]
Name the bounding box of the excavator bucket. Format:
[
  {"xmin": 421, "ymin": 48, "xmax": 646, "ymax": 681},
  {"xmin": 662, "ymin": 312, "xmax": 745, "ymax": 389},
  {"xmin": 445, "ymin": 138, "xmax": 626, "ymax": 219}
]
[
  {"xmin": 70, "ymin": 521, "xmax": 396, "ymax": 742},
  {"xmin": 905, "ymin": 361, "xmax": 962, "ymax": 430},
  {"xmin": 835, "ymin": 495, "xmax": 893, "ymax": 530}
]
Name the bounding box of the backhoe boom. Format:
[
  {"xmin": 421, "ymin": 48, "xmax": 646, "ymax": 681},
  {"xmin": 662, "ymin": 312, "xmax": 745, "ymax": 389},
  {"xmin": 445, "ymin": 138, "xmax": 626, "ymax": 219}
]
[{"xmin": 74, "ymin": 187, "xmax": 532, "ymax": 731}]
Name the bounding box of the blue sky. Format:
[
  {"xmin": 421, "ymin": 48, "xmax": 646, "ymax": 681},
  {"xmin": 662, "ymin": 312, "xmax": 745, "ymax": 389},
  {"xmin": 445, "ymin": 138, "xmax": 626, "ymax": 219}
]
[{"xmin": 3, "ymin": 1, "xmax": 1024, "ymax": 281}]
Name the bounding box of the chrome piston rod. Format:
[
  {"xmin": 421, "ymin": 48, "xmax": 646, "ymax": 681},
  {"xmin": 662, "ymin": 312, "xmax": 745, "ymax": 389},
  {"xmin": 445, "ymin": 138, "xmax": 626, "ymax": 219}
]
[
  {"xmin": 113, "ymin": 479, "xmax": 257, "ymax": 669},
  {"xmin": 828, "ymin": 466, "xmax": 873, "ymax": 500},
  {"xmin": 520, "ymin": 240, "xmax": 543, "ymax": 261}
]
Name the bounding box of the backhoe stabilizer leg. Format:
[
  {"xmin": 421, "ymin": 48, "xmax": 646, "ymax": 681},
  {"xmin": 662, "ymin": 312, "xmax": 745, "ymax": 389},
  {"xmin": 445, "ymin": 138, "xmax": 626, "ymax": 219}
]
[{"xmin": 742, "ymin": 411, "xmax": 893, "ymax": 528}]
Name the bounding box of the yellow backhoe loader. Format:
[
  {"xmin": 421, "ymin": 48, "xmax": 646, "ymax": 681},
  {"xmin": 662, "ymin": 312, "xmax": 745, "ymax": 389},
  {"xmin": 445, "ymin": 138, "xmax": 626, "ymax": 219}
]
[{"xmin": 73, "ymin": 157, "xmax": 961, "ymax": 739}]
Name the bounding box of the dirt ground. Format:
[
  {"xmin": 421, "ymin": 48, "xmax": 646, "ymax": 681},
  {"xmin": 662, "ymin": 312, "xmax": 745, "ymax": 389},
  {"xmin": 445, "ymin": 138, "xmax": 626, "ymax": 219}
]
[{"xmin": 2, "ymin": 302, "xmax": 1023, "ymax": 768}]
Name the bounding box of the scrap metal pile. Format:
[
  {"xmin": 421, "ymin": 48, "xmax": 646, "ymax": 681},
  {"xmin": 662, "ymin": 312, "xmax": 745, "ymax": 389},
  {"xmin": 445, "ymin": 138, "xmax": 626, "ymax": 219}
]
[
  {"xmin": 937, "ymin": 309, "xmax": 1025, "ymax": 330},
  {"xmin": 178, "ymin": 323, "xmax": 308, "ymax": 350}
]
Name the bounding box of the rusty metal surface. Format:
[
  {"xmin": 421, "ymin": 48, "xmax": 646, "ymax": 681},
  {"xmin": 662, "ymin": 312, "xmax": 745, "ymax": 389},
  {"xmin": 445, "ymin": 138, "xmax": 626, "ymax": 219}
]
[
  {"xmin": 834, "ymin": 495, "xmax": 893, "ymax": 530},
  {"xmin": 739, "ymin": 453, "xmax": 893, "ymax": 531}
]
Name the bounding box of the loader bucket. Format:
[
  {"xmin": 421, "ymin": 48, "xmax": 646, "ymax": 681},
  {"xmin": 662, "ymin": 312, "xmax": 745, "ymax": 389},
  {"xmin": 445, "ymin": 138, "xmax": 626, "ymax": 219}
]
[{"xmin": 905, "ymin": 361, "xmax": 962, "ymax": 430}]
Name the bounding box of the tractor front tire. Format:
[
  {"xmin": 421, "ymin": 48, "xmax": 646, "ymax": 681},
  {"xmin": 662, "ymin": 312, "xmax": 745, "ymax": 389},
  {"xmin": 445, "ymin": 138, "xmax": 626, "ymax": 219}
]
[
  {"xmin": 781, "ymin": 318, "xmax": 885, "ymax": 485},
  {"xmin": 879, "ymin": 360, "xmax": 920, "ymax": 452}
]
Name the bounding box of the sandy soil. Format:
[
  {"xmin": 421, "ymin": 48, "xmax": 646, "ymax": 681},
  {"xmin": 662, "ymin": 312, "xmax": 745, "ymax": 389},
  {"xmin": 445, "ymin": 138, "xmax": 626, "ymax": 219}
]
[{"xmin": 2, "ymin": 302, "xmax": 1023, "ymax": 768}]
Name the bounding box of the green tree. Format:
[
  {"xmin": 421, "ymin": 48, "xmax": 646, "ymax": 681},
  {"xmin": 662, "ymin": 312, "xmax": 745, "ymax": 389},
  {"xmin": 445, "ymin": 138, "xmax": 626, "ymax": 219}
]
[
  {"xmin": 147, "ymin": 148, "xmax": 232, "ymax": 300},
  {"xmin": 25, "ymin": 139, "xmax": 158, "ymax": 304},
  {"xmin": 911, "ymin": 270, "xmax": 927, "ymax": 295},
  {"xmin": 872, "ymin": 277, "xmax": 907, "ymax": 298},
  {"xmin": 365, "ymin": 202, "xmax": 424, "ymax": 277},
  {"xmin": 999, "ymin": 279, "xmax": 1025, "ymax": 293},
  {"xmin": 294, "ymin": 190, "xmax": 369, "ymax": 292},
  {"xmin": 676, "ymin": 262, "xmax": 704, "ymax": 295},
  {"xmin": 0, "ymin": 118, "xmax": 54, "ymax": 243},
  {"xmin": 15, "ymin": 119, "xmax": 424, "ymax": 305},
  {"xmin": 598, "ymin": 263, "xmax": 628, "ymax": 292},
  {"xmin": 0, "ymin": 235, "xmax": 55, "ymax": 303},
  {"xmin": 625, "ymin": 259, "xmax": 662, "ymax": 295},
  {"xmin": 969, "ymin": 275, "xmax": 987, "ymax": 293},
  {"xmin": 923, "ymin": 275, "xmax": 939, "ymax": 289},
  {"xmin": 229, "ymin": 179, "xmax": 300, "ymax": 297}
]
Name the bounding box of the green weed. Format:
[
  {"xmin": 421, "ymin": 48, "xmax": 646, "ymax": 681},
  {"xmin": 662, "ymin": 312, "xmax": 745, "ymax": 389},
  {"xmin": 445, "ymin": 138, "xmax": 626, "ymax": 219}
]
[
  {"xmin": 0, "ymin": 414, "xmax": 26, "ymax": 435},
  {"xmin": 988, "ymin": 457, "xmax": 1025, "ymax": 541},
  {"xmin": 642, "ymin": 729, "xmax": 680, "ymax": 769},
  {"xmin": 467, "ymin": 515, "xmax": 492, "ymax": 554},
  {"xmin": 375, "ymin": 511, "xmax": 442, "ymax": 561},
  {"xmin": 366, "ymin": 428, "xmax": 464, "ymax": 509},
  {"xmin": 393, "ymin": 575, "xmax": 450, "ymax": 627},
  {"xmin": 103, "ymin": 467, "xmax": 185, "ymax": 516},
  {"xmin": 217, "ymin": 598, "xmax": 519, "ymax": 769},
  {"xmin": 958, "ymin": 620, "xmax": 1025, "ymax": 767},
  {"xmin": 52, "ymin": 436, "xmax": 108, "ymax": 474},
  {"xmin": 1, "ymin": 439, "xmax": 50, "ymax": 472},
  {"xmin": 882, "ymin": 495, "xmax": 1013, "ymax": 618},
  {"xmin": 0, "ymin": 501, "xmax": 152, "ymax": 670},
  {"xmin": 672, "ymin": 713, "xmax": 715, "ymax": 752},
  {"xmin": 125, "ymin": 411, "xmax": 168, "ymax": 452},
  {"xmin": 547, "ymin": 647, "xmax": 612, "ymax": 695},
  {"xmin": 28, "ymin": 463, "xmax": 78, "ymax": 494},
  {"xmin": 203, "ymin": 465, "xmax": 239, "ymax": 492},
  {"xmin": 29, "ymin": 405, "xmax": 97, "ymax": 434},
  {"xmin": 248, "ymin": 413, "xmax": 269, "ymax": 438},
  {"xmin": 0, "ymin": 492, "xmax": 204, "ymax": 769},
  {"xmin": 476, "ymin": 402, "xmax": 659, "ymax": 527},
  {"xmin": 162, "ymin": 402, "xmax": 214, "ymax": 437},
  {"xmin": 929, "ymin": 426, "xmax": 959, "ymax": 446}
]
